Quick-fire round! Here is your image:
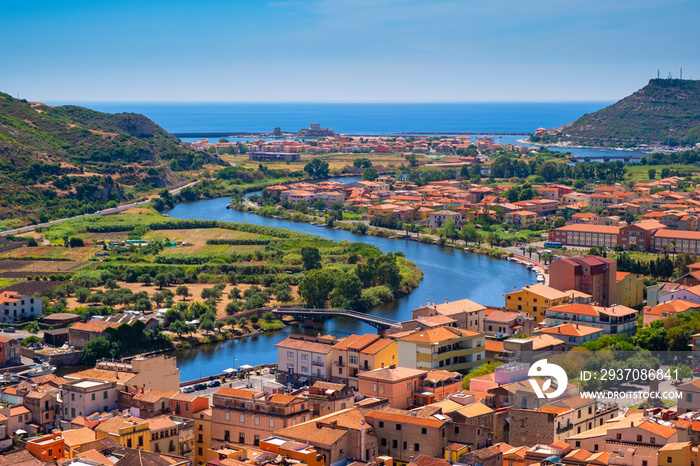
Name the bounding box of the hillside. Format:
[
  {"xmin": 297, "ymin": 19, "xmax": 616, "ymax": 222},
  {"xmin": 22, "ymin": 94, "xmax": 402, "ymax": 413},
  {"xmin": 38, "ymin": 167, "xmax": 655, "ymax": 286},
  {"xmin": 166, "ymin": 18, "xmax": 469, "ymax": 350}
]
[
  {"xmin": 0, "ymin": 92, "xmax": 223, "ymax": 225},
  {"xmin": 531, "ymin": 79, "xmax": 700, "ymax": 148}
]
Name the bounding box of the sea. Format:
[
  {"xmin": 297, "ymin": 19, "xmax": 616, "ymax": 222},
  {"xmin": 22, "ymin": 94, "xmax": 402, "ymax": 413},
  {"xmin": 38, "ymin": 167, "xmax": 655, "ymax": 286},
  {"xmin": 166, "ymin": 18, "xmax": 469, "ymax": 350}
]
[{"xmin": 58, "ymin": 102, "xmax": 611, "ymax": 137}]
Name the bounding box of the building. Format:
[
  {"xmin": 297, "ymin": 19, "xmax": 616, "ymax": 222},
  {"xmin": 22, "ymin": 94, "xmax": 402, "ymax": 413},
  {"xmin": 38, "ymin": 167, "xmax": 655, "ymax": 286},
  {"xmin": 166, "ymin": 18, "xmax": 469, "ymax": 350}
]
[
  {"xmin": 549, "ymin": 256, "xmax": 617, "ymax": 307},
  {"xmin": 61, "ymin": 380, "xmax": 118, "ymax": 422},
  {"xmin": 357, "ymin": 366, "xmax": 427, "ymax": 409},
  {"xmin": 0, "ymin": 335, "xmax": 21, "ymax": 366},
  {"xmin": 615, "ymin": 272, "xmax": 644, "ymax": 308},
  {"xmin": 65, "ymin": 356, "xmax": 180, "ymax": 391},
  {"xmin": 505, "ymin": 210, "xmax": 537, "ymax": 228},
  {"xmin": 643, "ymin": 300, "xmax": 700, "ymax": 326},
  {"xmin": 94, "ymin": 415, "xmax": 151, "ymax": 450},
  {"xmin": 193, "ymin": 408, "xmax": 212, "ymax": 465},
  {"xmin": 26, "ymin": 430, "xmax": 65, "ymax": 462},
  {"xmin": 619, "ymin": 220, "xmax": 666, "ymax": 251},
  {"xmin": 330, "ymin": 334, "xmax": 398, "ymax": 389},
  {"xmin": 397, "ymin": 326, "xmax": 485, "ymax": 372},
  {"xmin": 121, "ymin": 388, "xmax": 178, "ymax": 418},
  {"xmin": 366, "ymin": 410, "xmax": 447, "ymax": 464},
  {"xmin": 61, "ymin": 427, "xmax": 97, "ymax": 458},
  {"xmin": 411, "ymin": 298, "xmax": 486, "ymax": 332},
  {"xmin": 170, "ymin": 392, "xmax": 209, "ymax": 418},
  {"xmin": 275, "ymin": 408, "xmax": 379, "ymax": 466},
  {"xmin": 306, "ymin": 381, "xmax": 355, "ymax": 418},
  {"xmin": 658, "ymin": 442, "xmax": 700, "ymax": 466},
  {"xmin": 483, "ymin": 310, "xmax": 534, "ymax": 337},
  {"xmin": 543, "ymin": 303, "xmax": 637, "ymax": 335},
  {"xmin": 428, "ymin": 210, "xmax": 463, "ymax": 229},
  {"xmin": 210, "ymin": 387, "xmax": 311, "ymax": 447},
  {"xmin": 148, "ymin": 416, "xmax": 178, "ymax": 455},
  {"xmin": 504, "ymin": 284, "xmax": 572, "ymax": 322},
  {"xmin": 0, "ymin": 291, "xmax": 41, "ymax": 323},
  {"xmin": 276, "ymin": 334, "xmax": 338, "ymax": 386},
  {"xmin": 259, "ymin": 436, "xmax": 324, "ymax": 466},
  {"xmin": 548, "ymin": 225, "xmax": 620, "ymax": 249},
  {"xmin": 653, "ymin": 230, "xmax": 700, "ymax": 254},
  {"xmin": 42, "ymin": 313, "xmax": 81, "ymax": 328},
  {"xmin": 536, "ymin": 324, "xmax": 604, "ymax": 348}
]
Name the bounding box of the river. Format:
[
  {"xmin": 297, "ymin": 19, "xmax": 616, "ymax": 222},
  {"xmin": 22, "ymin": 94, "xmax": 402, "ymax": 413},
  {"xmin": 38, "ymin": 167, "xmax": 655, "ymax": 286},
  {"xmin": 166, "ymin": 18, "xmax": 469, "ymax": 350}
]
[{"xmin": 164, "ymin": 179, "xmax": 538, "ymax": 380}]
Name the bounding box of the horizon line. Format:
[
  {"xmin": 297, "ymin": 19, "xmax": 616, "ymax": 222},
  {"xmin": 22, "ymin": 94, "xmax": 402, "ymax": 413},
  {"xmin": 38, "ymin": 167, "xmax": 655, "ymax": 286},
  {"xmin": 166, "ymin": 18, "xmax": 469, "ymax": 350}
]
[{"xmin": 44, "ymin": 100, "xmax": 615, "ymax": 105}]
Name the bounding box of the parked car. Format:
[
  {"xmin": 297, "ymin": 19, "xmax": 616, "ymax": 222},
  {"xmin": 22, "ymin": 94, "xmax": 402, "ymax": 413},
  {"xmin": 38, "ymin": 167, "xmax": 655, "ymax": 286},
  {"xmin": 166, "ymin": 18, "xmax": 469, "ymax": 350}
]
[
  {"xmin": 182, "ymin": 386, "xmax": 195, "ymax": 393},
  {"xmin": 5, "ymin": 327, "xmax": 15, "ymax": 333},
  {"xmin": 208, "ymin": 380, "xmax": 221, "ymax": 388},
  {"xmin": 193, "ymin": 383, "xmax": 207, "ymax": 391}
]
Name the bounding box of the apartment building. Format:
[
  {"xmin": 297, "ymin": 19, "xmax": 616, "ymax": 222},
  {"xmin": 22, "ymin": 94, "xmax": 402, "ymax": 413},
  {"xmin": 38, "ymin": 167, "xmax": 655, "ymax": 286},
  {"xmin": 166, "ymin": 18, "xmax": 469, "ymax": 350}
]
[
  {"xmin": 0, "ymin": 291, "xmax": 41, "ymax": 323},
  {"xmin": 411, "ymin": 298, "xmax": 486, "ymax": 332},
  {"xmin": 549, "ymin": 256, "xmax": 617, "ymax": 307},
  {"xmin": 66, "ymin": 355, "xmax": 180, "ymax": 391},
  {"xmin": 483, "ymin": 310, "xmax": 535, "ymax": 337},
  {"xmin": 505, "ymin": 284, "xmax": 572, "ymax": 322},
  {"xmin": 543, "ymin": 303, "xmax": 638, "ymax": 335},
  {"xmin": 397, "ymin": 326, "xmax": 485, "ymax": 373},
  {"xmin": 366, "ymin": 410, "xmax": 447, "ymax": 464},
  {"xmin": 615, "ymin": 272, "xmax": 644, "ymax": 308},
  {"xmin": 194, "ymin": 408, "xmax": 212, "ymax": 465},
  {"xmin": 357, "ymin": 366, "xmax": 427, "ymax": 409},
  {"xmin": 536, "ymin": 324, "xmax": 604, "ymax": 348},
  {"xmin": 330, "ymin": 334, "xmax": 397, "ymax": 389},
  {"xmin": 653, "ymin": 230, "xmax": 700, "ymax": 254},
  {"xmin": 94, "ymin": 415, "xmax": 151, "ymax": 450},
  {"xmin": 210, "ymin": 387, "xmax": 311, "ymax": 448},
  {"xmin": 61, "ymin": 380, "xmax": 118, "ymax": 421},
  {"xmin": 276, "ymin": 334, "xmax": 338, "ymax": 386},
  {"xmin": 619, "ymin": 220, "xmax": 666, "ymax": 251}
]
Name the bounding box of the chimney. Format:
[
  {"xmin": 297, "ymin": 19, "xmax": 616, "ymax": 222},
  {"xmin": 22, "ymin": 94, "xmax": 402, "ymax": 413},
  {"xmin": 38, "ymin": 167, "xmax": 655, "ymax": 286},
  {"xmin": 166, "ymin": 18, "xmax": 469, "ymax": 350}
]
[
  {"xmin": 558, "ymin": 327, "xmax": 561, "ymax": 333},
  {"xmin": 381, "ymin": 362, "xmax": 384, "ymax": 368},
  {"xmin": 514, "ymin": 286, "xmax": 517, "ymax": 292},
  {"xmin": 360, "ymin": 420, "xmax": 366, "ymax": 461}
]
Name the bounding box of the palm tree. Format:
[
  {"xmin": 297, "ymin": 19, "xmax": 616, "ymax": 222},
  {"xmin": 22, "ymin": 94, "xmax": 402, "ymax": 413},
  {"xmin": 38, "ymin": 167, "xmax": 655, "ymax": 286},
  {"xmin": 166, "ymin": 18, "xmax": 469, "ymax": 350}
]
[
  {"xmin": 671, "ymin": 240, "xmax": 678, "ymax": 257},
  {"xmin": 526, "ymin": 246, "xmax": 536, "ymax": 258}
]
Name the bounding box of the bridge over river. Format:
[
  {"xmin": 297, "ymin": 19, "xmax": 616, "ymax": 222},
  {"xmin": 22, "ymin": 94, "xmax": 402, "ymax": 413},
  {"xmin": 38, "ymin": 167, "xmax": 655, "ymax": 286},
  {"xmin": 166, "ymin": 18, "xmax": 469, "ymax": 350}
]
[
  {"xmin": 569, "ymin": 153, "xmax": 645, "ymax": 163},
  {"xmin": 271, "ymin": 307, "xmax": 401, "ymax": 331}
]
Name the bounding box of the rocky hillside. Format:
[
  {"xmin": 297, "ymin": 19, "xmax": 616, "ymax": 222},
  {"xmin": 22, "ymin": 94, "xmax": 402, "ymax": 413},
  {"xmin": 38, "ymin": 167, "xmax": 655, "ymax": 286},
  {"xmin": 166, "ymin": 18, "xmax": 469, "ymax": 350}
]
[
  {"xmin": 0, "ymin": 92, "xmax": 223, "ymax": 224},
  {"xmin": 531, "ymin": 79, "xmax": 700, "ymax": 147}
]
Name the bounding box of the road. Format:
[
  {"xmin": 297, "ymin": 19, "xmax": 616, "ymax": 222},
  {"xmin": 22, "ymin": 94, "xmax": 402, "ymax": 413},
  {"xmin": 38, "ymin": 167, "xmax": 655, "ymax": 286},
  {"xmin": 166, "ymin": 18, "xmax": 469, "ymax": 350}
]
[
  {"xmin": 180, "ymin": 372, "xmax": 281, "ymax": 398},
  {"xmin": 0, "ymin": 181, "xmax": 201, "ymax": 237}
]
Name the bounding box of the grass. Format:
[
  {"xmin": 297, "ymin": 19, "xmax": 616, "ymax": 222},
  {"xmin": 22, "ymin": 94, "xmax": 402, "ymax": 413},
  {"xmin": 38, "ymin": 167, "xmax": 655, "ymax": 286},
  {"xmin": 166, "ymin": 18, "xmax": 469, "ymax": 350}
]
[
  {"xmin": 0, "ymin": 278, "xmax": 22, "ymax": 288},
  {"xmin": 626, "ymin": 164, "xmax": 700, "ymax": 181}
]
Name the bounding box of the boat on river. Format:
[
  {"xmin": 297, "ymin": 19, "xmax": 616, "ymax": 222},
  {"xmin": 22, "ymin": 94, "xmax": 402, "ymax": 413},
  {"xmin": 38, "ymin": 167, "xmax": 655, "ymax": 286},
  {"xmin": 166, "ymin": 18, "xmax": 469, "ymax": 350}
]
[{"xmin": 26, "ymin": 362, "xmax": 56, "ymax": 377}]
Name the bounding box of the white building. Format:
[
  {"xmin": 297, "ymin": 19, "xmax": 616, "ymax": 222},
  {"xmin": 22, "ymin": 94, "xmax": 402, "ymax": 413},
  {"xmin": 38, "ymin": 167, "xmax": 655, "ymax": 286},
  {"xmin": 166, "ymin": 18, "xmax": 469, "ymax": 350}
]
[
  {"xmin": 0, "ymin": 291, "xmax": 41, "ymax": 323},
  {"xmin": 275, "ymin": 334, "xmax": 338, "ymax": 386},
  {"xmin": 60, "ymin": 379, "xmax": 118, "ymax": 423}
]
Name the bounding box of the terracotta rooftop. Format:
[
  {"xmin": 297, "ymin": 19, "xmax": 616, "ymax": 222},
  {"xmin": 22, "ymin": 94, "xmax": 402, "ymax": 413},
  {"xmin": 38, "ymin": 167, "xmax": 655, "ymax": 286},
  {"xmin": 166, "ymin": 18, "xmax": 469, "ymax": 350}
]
[
  {"xmin": 215, "ymin": 387, "xmax": 259, "ymax": 399},
  {"xmin": 367, "ymin": 410, "xmax": 445, "ymax": 428},
  {"xmin": 358, "ymin": 366, "xmax": 427, "ymax": 382},
  {"xmin": 538, "ymin": 323, "xmax": 603, "ymax": 338}
]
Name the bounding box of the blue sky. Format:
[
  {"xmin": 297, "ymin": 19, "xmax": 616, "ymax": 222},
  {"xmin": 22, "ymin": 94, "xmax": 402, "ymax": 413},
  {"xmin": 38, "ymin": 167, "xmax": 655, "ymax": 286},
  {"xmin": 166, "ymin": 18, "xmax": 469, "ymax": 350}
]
[{"xmin": 1, "ymin": 0, "xmax": 698, "ymax": 102}]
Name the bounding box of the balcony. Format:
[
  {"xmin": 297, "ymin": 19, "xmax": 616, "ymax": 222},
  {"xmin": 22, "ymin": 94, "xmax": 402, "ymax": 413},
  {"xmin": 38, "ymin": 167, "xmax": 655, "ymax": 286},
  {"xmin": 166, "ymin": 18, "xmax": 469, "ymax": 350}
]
[{"xmin": 311, "ymin": 360, "xmax": 325, "ymax": 366}]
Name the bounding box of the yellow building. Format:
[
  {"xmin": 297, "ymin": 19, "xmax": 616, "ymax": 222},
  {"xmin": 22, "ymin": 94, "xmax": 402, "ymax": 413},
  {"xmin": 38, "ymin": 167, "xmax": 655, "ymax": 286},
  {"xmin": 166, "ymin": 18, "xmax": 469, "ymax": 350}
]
[
  {"xmin": 330, "ymin": 335, "xmax": 397, "ymax": 389},
  {"xmin": 658, "ymin": 442, "xmax": 699, "ymax": 466},
  {"xmin": 95, "ymin": 415, "xmax": 150, "ymax": 450},
  {"xmin": 194, "ymin": 408, "xmax": 212, "ymax": 466},
  {"xmin": 616, "ymin": 272, "xmax": 644, "ymax": 308},
  {"xmin": 397, "ymin": 326, "xmax": 485, "ymax": 372},
  {"xmin": 505, "ymin": 284, "xmax": 570, "ymax": 322},
  {"xmin": 445, "ymin": 443, "xmax": 469, "ymax": 463},
  {"xmin": 505, "ymin": 210, "xmax": 537, "ymax": 228}
]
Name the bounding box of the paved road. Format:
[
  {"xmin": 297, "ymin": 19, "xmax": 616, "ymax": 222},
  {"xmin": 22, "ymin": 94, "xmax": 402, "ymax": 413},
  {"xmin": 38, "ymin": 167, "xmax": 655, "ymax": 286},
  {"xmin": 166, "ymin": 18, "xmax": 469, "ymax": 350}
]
[
  {"xmin": 0, "ymin": 181, "xmax": 201, "ymax": 237},
  {"xmin": 180, "ymin": 373, "xmax": 281, "ymax": 398}
]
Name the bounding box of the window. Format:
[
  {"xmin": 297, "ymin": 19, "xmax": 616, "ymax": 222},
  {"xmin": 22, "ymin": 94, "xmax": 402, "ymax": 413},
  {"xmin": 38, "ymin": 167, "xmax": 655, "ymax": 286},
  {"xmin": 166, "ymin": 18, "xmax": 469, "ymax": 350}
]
[
  {"xmin": 138, "ymin": 436, "xmax": 143, "ymax": 447},
  {"xmin": 225, "ymin": 412, "xmax": 230, "ymax": 421},
  {"xmin": 414, "ymin": 443, "xmax": 420, "ymax": 452},
  {"xmin": 687, "ymin": 393, "xmax": 693, "ymax": 402},
  {"xmin": 650, "ymin": 437, "xmax": 656, "ymax": 444},
  {"xmin": 198, "ymin": 434, "xmax": 203, "ymax": 443},
  {"xmin": 379, "ymin": 421, "xmax": 384, "ymax": 428},
  {"xmin": 392, "ymin": 440, "xmax": 397, "ymax": 448},
  {"xmin": 224, "ymin": 430, "xmax": 230, "ymax": 441},
  {"xmin": 127, "ymin": 439, "xmax": 132, "ymax": 448},
  {"xmin": 269, "ymin": 418, "xmax": 274, "ymax": 428},
  {"xmin": 637, "ymin": 435, "xmax": 643, "ymax": 442},
  {"xmin": 454, "ymin": 426, "xmax": 459, "ymax": 434},
  {"xmin": 301, "ymin": 354, "xmax": 308, "ymax": 360},
  {"xmin": 575, "ymin": 441, "xmax": 581, "ymax": 448},
  {"xmin": 239, "ymin": 433, "xmax": 245, "ymax": 443},
  {"xmin": 92, "ymin": 393, "xmax": 96, "ymax": 400},
  {"xmin": 381, "ymin": 438, "xmax": 386, "ymax": 446},
  {"xmin": 71, "ymin": 393, "xmax": 75, "ymax": 401},
  {"xmin": 287, "ymin": 351, "xmax": 294, "ymax": 358},
  {"xmin": 254, "ymin": 416, "xmax": 260, "ymax": 426},
  {"xmin": 104, "ymin": 391, "xmax": 108, "ymax": 399},
  {"xmin": 349, "ymin": 356, "xmax": 358, "ymax": 364},
  {"xmin": 421, "ymin": 428, "xmax": 426, "ymax": 435},
  {"xmin": 616, "ymin": 433, "xmax": 621, "ymax": 440},
  {"xmin": 198, "ymin": 447, "xmax": 203, "ymax": 456}
]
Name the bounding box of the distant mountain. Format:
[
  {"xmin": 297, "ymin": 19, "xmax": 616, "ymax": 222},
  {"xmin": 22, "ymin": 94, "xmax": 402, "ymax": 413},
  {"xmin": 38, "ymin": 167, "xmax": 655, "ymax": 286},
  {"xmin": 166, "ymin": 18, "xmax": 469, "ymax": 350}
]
[
  {"xmin": 0, "ymin": 92, "xmax": 222, "ymax": 223},
  {"xmin": 530, "ymin": 79, "xmax": 700, "ymax": 148}
]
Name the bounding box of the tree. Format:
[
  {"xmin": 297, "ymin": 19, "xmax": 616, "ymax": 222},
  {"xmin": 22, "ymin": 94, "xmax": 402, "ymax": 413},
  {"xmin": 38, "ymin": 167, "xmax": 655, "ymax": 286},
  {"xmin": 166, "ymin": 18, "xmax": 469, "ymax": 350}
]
[
  {"xmin": 661, "ymin": 167, "xmax": 671, "ymax": 179},
  {"xmin": 362, "ymin": 167, "xmax": 378, "ymax": 181},
  {"xmin": 405, "ymin": 153, "xmax": 418, "ymax": 167},
  {"xmin": 199, "ymin": 318, "xmax": 215, "ymax": 334},
  {"xmin": 75, "ymin": 287, "xmax": 91, "ymax": 303},
  {"xmin": 329, "ymin": 272, "xmax": 363, "ymax": 310},
  {"xmin": 176, "ymin": 285, "xmax": 191, "ymax": 301},
  {"xmin": 301, "ymin": 246, "xmax": 322, "ymax": 271},
  {"xmin": 460, "ymin": 225, "xmax": 479, "ymax": 244},
  {"xmin": 671, "ymin": 364, "xmax": 693, "ymax": 383},
  {"xmin": 298, "ymin": 269, "xmax": 334, "ymax": 308},
  {"xmin": 526, "ymin": 246, "xmax": 536, "ymax": 258},
  {"xmin": 553, "ymin": 217, "xmax": 566, "ymax": 228},
  {"xmin": 353, "ymin": 158, "xmax": 372, "ymax": 168},
  {"xmin": 81, "ymin": 337, "xmax": 119, "ymax": 365},
  {"xmin": 154, "ymin": 273, "xmax": 170, "ymax": 290},
  {"xmin": 138, "ymin": 274, "xmax": 152, "ymax": 286},
  {"xmin": 303, "ymin": 159, "xmax": 329, "ymax": 178},
  {"xmin": 648, "ymin": 168, "xmax": 656, "ymax": 180},
  {"xmin": 214, "ymin": 320, "xmax": 225, "ymax": 333},
  {"xmin": 104, "ymin": 279, "xmax": 119, "ymax": 290},
  {"xmin": 169, "ymin": 320, "xmax": 188, "ymax": 337},
  {"xmin": 26, "ymin": 321, "xmax": 40, "ymax": 335}
]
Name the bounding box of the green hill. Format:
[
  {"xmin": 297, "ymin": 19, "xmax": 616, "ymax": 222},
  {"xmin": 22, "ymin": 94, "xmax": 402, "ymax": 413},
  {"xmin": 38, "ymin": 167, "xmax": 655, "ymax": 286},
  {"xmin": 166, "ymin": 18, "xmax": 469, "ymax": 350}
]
[
  {"xmin": 531, "ymin": 79, "xmax": 700, "ymax": 148},
  {"xmin": 0, "ymin": 92, "xmax": 222, "ymax": 225}
]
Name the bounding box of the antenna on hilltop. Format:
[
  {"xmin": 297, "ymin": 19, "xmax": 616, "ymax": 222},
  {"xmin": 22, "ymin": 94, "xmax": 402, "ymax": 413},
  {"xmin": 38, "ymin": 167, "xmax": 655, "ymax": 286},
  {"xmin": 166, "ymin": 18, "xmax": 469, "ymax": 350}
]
[
  {"xmin": 657, "ymin": 69, "xmax": 660, "ymax": 79},
  {"xmin": 680, "ymin": 67, "xmax": 683, "ymax": 80}
]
